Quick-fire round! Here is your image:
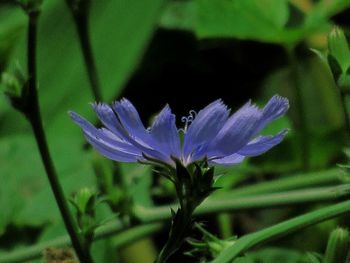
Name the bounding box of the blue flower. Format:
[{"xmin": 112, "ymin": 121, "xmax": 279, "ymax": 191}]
[{"xmin": 69, "ymin": 95, "xmax": 288, "ymax": 167}]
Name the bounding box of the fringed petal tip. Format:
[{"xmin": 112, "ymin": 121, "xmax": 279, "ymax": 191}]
[{"xmin": 266, "ymin": 95, "xmax": 289, "ymax": 116}]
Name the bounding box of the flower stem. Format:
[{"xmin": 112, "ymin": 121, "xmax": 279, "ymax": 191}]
[
  {"xmin": 217, "ymin": 213, "xmax": 233, "ymax": 239},
  {"xmin": 286, "ymin": 47, "xmax": 310, "ymax": 171},
  {"xmin": 1, "ymin": 184, "xmax": 349, "ymax": 263},
  {"xmin": 212, "ymin": 199, "xmax": 350, "ymax": 263},
  {"xmin": 69, "ymin": 3, "xmax": 102, "ymax": 102},
  {"xmin": 339, "ymin": 89, "xmax": 350, "ymax": 135},
  {"xmin": 25, "ymin": 11, "xmax": 93, "ymax": 263},
  {"xmin": 154, "ymin": 202, "xmax": 195, "ymax": 263}
]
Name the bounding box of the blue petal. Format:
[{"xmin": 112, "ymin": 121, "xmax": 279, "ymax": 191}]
[
  {"xmin": 209, "ymin": 154, "xmax": 245, "ymax": 166},
  {"xmin": 149, "ymin": 105, "xmax": 181, "ymax": 159},
  {"xmin": 83, "ymin": 131, "xmax": 141, "ymax": 162},
  {"xmin": 112, "ymin": 99, "xmax": 151, "ymax": 145},
  {"xmin": 207, "ymin": 101, "xmax": 263, "ymax": 157},
  {"xmin": 91, "ymin": 103, "xmax": 127, "ymax": 139},
  {"xmin": 69, "ymin": 112, "xmax": 142, "ymax": 162},
  {"xmin": 255, "ymin": 95, "xmax": 289, "ymax": 133},
  {"xmin": 112, "ymin": 99, "xmax": 173, "ymax": 165},
  {"xmin": 183, "ymin": 99, "xmax": 230, "ymax": 161},
  {"xmin": 238, "ymin": 129, "xmax": 288, "ymax": 156}
]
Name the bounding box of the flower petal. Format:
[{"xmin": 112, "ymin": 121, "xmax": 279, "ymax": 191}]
[
  {"xmin": 209, "ymin": 154, "xmax": 245, "ymax": 166},
  {"xmin": 69, "ymin": 112, "xmax": 142, "ymax": 162},
  {"xmin": 91, "ymin": 103, "xmax": 127, "ymax": 140},
  {"xmin": 183, "ymin": 99, "xmax": 230, "ymax": 161},
  {"xmin": 255, "ymin": 95, "xmax": 289, "ymax": 133},
  {"xmin": 149, "ymin": 105, "xmax": 181, "ymax": 159},
  {"xmin": 207, "ymin": 101, "xmax": 263, "ymax": 157},
  {"xmin": 112, "ymin": 99, "xmax": 176, "ymax": 164},
  {"xmin": 238, "ymin": 129, "xmax": 288, "ymax": 156},
  {"xmin": 112, "ymin": 98, "xmax": 151, "ymax": 146},
  {"xmin": 83, "ymin": 131, "xmax": 141, "ymax": 162}
]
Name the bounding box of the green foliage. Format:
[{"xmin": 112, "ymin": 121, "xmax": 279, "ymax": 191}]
[
  {"xmin": 161, "ymin": 0, "xmax": 349, "ymax": 46},
  {"xmin": 0, "ymin": 0, "xmax": 163, "ymax": 220},
  {"xmin": 2, "ymin": 0, "xmax": 350, "ymax": 262}
]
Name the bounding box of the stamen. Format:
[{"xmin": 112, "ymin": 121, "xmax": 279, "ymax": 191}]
[{"xmin": 179, "ymin": 110, "xmax": 197, "ymax": 133}]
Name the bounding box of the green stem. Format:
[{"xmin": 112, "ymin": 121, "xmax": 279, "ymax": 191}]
[
  {"xmin": 154, "ymin": 208, "xmax": 194, "ymax": 263},
  {"xmin": 286, "ymin": 47, "xmax": 310, "ymax": 171},
  {"xmin": 25, "ymin": 11, "xmax": 92, "ymax": 263},
  {"xmin": 0, "ymin": 222, "xmax": 162, "ymax": 263},
  {"xmin": 217, "ymin": 213, "xmax": 233, "ymax": 239},
  {"xmin": 154, "ymin": 190, "xmax": 196, "ymax": 263},
  {"xmin": 70, "ymin": 4, "xmax": 102, "ymax": 102},
  {"xmin": 135, "ymin": 185, "xmax": 350, "ymax": 222},
  {"xmin": 339, "ymin": 90, "xmax": 350, "ymax": 135},
  {"xmin": 211, "ymin": 199, "xmax": 350, "ymax": 263},
  {"xmin": 219, "ymin": 168, "xmax": 341, "ymax": 198},
  {"xmin": 3, "ymin": 184, "xmax": 349, "ymax": 263}
]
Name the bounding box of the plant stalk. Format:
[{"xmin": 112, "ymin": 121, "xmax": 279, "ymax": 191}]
[
  {"xmin": 2, "ymin": 184, "xmax": 349, "ymax": 262},
  {"xmin": 212, "ymin": 199, "xmax": 350, "ymax": 263},
  {"xmin": 339, "ymin": 89, "xmax": 350, "ymax": 135},
  {"xmin": 26, "ymin": 11, "xmax": 92, "ymax": 263},
  {"xmin": 286, "ymin": 47, "xmax": 310, "ymax": 171},
  {"xmin": 70, "ymin": 5, "xmax": 102, "ymax": 102},
  {"xmin": 3, "ymin": 184, "xmax": 350, "ymax": 263}
]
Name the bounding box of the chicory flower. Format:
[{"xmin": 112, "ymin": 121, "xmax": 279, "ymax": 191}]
[{"xmin": 69, "ymin": 95, "xmax": 288, "ymax": 167}]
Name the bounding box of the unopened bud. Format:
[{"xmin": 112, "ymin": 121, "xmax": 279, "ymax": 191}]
[{"xmin": 324, "ymin": 227, "xmax": 350, "ymax": 263}]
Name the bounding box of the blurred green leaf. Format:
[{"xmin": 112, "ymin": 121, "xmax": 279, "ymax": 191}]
[
  {"xmin": 0, "ymin": 0, "xmax": 164, "ymax": 232},
  {"xmin": 195, "ymin": 0, "xmax": 295, "ymax": 44},
  {"xmin": 0, "ymin": 134, "xmax": 96, "ymax": 230},
  {"xmin": 120, "ymin": 163, "xmax": 153, "ymax": 207},
  {"xmin": 160, "ymin": 0, "xmax": 350, "ymax": 46}
]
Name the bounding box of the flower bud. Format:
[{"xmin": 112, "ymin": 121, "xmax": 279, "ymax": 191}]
[
  {"xmin": 1, "ymin": 72, "xmax": 21, "ymax": 98},
  {"xmin": 70, "ymin": 188, "xmax": 97, "ymax": 246},
  {"xmin": 328, "ymin": 27, "xmax": 350, "ymax": 75},
  {"xmin": 324, "ymin": 227, "xmax": 350, "ymax": 263},
  {"xmin": 1, "ymin": 68, "xmax": 29, "ymax": 114}
]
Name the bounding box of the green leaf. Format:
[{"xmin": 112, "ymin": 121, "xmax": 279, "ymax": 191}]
[
  {"xmin": 195, "ymin": 0, "xmax": 294, "ymax": 44},
  {"xmin": 162, "ymin": 0, "xmax": 350, "ymax": 46},
  {"xmin": 121, "ymin": 163, "xmax": 153, "ymax": 207},
  {"xmin": 0, "ymin": 134, "xmax": 96, "ymax": 229},
  {"xmin": 0, "ymin": 0, "xmax": 164, "ymax": 231}
]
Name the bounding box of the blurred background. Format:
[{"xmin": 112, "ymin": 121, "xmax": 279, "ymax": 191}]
[{"xmin": 1, "ymin": 0, "xmax": 350, "ymax": 262}]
